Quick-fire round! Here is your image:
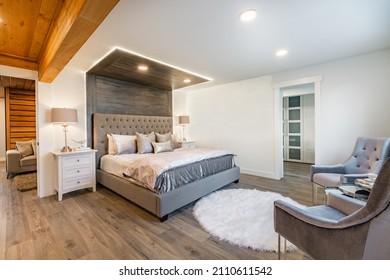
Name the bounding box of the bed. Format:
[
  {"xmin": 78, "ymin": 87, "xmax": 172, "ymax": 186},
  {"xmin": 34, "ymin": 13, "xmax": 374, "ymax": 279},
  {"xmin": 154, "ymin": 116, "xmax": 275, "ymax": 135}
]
[{"xmin": 93, "ymin": 113, "xmax": 240, "ymax": 221}]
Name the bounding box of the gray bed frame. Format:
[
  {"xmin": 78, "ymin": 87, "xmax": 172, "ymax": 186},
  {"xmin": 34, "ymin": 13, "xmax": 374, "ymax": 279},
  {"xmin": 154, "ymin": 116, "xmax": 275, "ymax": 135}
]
[{"xmin": 93, "ymin": 113, "xmax": 240, "ymax": 221}]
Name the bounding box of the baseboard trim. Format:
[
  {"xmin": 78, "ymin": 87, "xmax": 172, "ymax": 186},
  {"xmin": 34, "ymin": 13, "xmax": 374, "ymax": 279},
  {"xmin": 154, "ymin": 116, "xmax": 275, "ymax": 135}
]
[{"xmin": 240, "ymin": 168, "xmax": 276, "ymax": 179}]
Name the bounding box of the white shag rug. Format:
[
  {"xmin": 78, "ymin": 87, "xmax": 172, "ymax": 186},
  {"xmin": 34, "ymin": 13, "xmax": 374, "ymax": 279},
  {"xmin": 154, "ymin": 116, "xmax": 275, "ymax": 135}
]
[{"xmin": 193, "ymin": 188, "xmax": 304, "ymax": 251}]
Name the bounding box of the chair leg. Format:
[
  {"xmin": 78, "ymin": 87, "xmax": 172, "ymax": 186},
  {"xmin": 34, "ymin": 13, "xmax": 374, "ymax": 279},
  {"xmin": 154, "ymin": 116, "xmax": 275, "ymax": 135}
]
[
  {"xmin": 312, "ymin": 183, "xmax": 318, "ymax": 205},
  {"xmin": 323, "ymin": 188, "xmax": 327, "ymax": 204}
]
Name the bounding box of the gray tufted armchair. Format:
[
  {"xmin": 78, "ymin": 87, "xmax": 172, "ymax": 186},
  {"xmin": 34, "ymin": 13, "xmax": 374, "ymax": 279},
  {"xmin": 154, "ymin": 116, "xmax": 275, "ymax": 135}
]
[
  {"xmin": 311, "ymin": 137, "xmax": 390, "ymax": 204},
  {"xmin": 274, "ymin": 158, "xmax": 390, "ymax": 260}
]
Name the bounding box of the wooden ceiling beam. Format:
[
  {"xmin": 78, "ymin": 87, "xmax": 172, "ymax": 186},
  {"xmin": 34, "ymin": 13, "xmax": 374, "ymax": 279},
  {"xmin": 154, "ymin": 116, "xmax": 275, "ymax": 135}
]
[
  {"xmin": 38, "ymin": 0, "xmax": 119, "ymax": 83},
  {"xmin": 0, "ymin": 54, "xmax": 38, "ymax": 71}
]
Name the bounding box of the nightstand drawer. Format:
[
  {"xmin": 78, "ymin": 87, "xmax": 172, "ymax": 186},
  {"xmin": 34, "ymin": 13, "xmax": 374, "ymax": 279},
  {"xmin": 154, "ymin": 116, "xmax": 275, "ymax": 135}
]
[
  {"xmin": 52, "ymin": 150, "xmax": 97, "ymax": 201},
  {"xmin": 62, "ymin": 154, "xmax": 92, "ymax": 167},
  {"xmin": 178, "ymin": 141, "xmax": 196, "ymax": 149},
  {"xmin": 63, "ymin": 175, "xmax": 93, "ymax": 192},
  {"xmin": 63, "ymin": 165, "xmax": 93, "ymax": 179}
]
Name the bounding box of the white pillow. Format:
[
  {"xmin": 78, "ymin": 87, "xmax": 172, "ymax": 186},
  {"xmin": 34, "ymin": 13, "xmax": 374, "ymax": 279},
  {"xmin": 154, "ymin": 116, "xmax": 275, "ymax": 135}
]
[
  {"xmin": 111, "ymin": 134, "xmax": 137, "ymax": 155},
  {"xmin": 107, "ymin": 134, "xmax": 116, "ymax": 154},
  {"xmin": 136, "ymin": 132, "xmax": 155, "ymax": 154}
]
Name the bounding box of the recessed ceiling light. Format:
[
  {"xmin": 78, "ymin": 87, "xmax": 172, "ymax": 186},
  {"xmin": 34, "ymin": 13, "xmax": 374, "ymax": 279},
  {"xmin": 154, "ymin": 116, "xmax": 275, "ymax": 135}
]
[
  {"xmin": 276, "ymin": 49, "xmax": 288, "ymax": 57},
  {"xmin": 183, "ymin": 79, "xmax": 191, "ymax": 83},
  {"xmin": 138, "ymin": 65, "xmax": 148, "ymax": 71},
  {"xmin": 240, "ymin": 9, "xmax": 257, "ymax": 22}
]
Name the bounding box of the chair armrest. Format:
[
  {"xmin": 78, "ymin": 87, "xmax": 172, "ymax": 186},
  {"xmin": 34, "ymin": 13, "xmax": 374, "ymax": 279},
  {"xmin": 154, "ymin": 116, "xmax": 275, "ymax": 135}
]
[
  {"xmin": 326, "ymin": 190, "xmax": 365, "ymax": 215},
  {"xmin": 6, "ymin": 149, "xmax": 21, "ymax": 161},
  {"xmin": 310, "ymin": 164, "xmax": 346, "ymax": 181},
  {"xmin": 340, "ymin": 174, "xmax": 369, "ymax": 184},
  {"xmin": 6, "ymin": 150, "xmax": 21, "ymax": 172},
  {"xmin": 274, "ymin": 199, "xmax": 341, "ymax": 229}
]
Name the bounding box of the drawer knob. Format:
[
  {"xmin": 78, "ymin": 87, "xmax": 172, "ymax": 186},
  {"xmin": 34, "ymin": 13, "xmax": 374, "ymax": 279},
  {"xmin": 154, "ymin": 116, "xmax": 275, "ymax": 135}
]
[
  {"xmin": 77, "ymin": 159, "xmax": 80, "ymax": 162},
  {"xmin": 77, "ymin": 181, "xmax": 80, "ymax": 184},
  {"xmin": 77, "ymin": 170, "xmax": 80, "ymax": 173}
]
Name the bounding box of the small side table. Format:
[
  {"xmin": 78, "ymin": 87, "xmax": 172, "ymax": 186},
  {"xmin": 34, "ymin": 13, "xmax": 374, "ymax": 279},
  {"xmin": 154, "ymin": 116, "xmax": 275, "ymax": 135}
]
[
  {"xmin": 338, "ymin": 184, "xmax": 370, "ymax": 201},
  {"xmin": 178, "ymin": 140, "xmax": 196, "ymax": 149},
  {"xmin": 52, "ymin": 149, "xmax": 97, "ymax": 201}
]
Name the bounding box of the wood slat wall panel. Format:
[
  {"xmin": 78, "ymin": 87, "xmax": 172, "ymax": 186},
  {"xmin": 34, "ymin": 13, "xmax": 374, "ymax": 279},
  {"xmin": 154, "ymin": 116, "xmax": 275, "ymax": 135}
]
[
  {"xmin": 10, "ymin": 116, "xmax": 36, "ymax": 122},
  {"xmin": 10, "ymin": 132, "xmax": 36, "ymax": 138},
  {"xmin": 9, "ymin": 100, "xmax": 36, "ymax": 106},
  {"xmin": 86, "ymin": 74, "xmax": 172, "ymax": 147},
  {"xmin": 10, "ymin": 111, "xmax": 36, "ymax": 116},
  {"xmin": 10, "ymin": 127, "xmax": 36, "ymax": 132},
  {"xmin": 9, "ymin": 95, "xmax": 35, "ymax": 101},
  {"xmin": 8, "ymin": 105, "xmax": 36, "ymax": 111},
  {"xmin": 5, "ymin": 88, "xmax": 36, "ymax": 150}
]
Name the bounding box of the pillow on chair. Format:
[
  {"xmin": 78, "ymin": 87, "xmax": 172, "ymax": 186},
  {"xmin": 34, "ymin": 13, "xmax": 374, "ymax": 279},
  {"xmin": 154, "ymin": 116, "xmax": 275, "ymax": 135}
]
[{"xmin": 15, "ymin": 140, "xmax": 34, "ymax": 158}]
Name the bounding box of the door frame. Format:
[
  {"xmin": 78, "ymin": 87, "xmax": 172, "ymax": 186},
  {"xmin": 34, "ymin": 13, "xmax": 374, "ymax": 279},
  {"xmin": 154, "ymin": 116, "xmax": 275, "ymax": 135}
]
[{"xmin": 273, "ymin": 75, "xmax": 322, "ymax": 179}]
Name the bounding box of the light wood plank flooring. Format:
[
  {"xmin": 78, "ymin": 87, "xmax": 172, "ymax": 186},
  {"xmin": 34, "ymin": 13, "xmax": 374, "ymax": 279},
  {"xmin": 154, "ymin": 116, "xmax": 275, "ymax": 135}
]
[{"xmin": 0, "ymin": 161, "xmax": 314, "ymax": 260}]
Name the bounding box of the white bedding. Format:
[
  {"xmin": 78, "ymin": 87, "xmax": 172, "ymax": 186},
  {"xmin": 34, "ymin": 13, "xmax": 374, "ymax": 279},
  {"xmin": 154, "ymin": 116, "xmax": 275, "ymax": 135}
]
[{"xmin": 100, "ymin": 147, "xmax": 234, "ymax": 191}]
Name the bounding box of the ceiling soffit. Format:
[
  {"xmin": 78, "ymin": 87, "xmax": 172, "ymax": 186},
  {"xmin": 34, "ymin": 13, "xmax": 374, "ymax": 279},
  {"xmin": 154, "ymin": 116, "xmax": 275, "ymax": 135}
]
[{"xmin": 87, "ymin": 49, "xmax": 210, "ymax": 91}]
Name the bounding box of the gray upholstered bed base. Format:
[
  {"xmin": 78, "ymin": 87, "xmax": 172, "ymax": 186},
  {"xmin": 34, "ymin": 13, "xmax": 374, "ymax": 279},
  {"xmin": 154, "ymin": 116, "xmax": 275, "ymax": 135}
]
[
  {"xmin": 93, "ymin": 113, "xmax": 240, "ymax": 221},
  {"xmin": 97, "ymin": 166, "xmax": 240, "ymax": 221}
]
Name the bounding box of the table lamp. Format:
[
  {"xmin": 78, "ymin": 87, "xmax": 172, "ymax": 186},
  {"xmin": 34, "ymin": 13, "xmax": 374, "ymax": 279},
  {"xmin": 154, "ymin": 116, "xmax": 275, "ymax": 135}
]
[
  {"xmin": 51, "ymin": 108, "xmax": 78, "ymax": 152},
  {"xmin": 178, "ymin": 115, "xmax": 190, "ymax": 141}
]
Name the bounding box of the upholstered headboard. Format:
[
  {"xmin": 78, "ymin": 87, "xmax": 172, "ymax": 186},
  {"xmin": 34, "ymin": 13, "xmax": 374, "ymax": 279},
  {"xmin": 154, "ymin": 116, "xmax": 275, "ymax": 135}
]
[{"xmin": 93, "ymin": 113, "xmax": 173, "ymax": 167}]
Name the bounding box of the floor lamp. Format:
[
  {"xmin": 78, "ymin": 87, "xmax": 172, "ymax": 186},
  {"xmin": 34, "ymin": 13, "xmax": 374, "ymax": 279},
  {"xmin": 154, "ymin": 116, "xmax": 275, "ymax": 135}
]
[
  {"xmin": 51, "ymin": 108, "xmax": 78, "ymax": 152},
  {"xmin": 178, "ymin": 115, "xmax": 190, "ymax": 141}
]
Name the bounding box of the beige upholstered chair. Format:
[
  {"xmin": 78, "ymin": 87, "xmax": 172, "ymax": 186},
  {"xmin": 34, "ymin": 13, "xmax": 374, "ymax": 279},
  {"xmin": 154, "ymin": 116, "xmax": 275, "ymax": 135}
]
[
  {"xmin": 311, "ymin": 137, "xmax": 390, "ymax": 204},
  {"xmin": 6, "ymin": 140, "xmax": 37, "ymax": 178},
  {"xmin": 274, "ymin": 158, "xmax": 390, "ymax": 260}
]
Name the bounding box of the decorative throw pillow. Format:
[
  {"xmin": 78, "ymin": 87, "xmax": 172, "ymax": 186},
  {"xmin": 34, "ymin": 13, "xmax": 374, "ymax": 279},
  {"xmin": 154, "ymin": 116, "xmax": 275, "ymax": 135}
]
[
  {"xmin": 111, "ymin": 134, "xmax": 137, "ymax": 154},
  {"xmin": 152, "ymin": 140, "xmax": 173, "ymax": 153},
  {"xmin": 155, "ymin": 132, "xmax": 172, "ymax": 143},
  {"xmin": 156, "ymin": 132, "xmax": 180, "ymax": 149},
  {"xmin": 31, "ymin": 139, "xmax": 37, "ymax": 155},
  {"xmin": 15, "ymin": 140, "xmax": 34, "ymax": 158},
  {"xmin": 107, "ymin": 134, "xmax": 116, "ymax": 154},
  {"xmin": 136, "ymin": 132, "xmax": 155, "ymax": 154},
  {"xmin": 171, "ymin": 134, "xmax": 179, "ymax": 149}
]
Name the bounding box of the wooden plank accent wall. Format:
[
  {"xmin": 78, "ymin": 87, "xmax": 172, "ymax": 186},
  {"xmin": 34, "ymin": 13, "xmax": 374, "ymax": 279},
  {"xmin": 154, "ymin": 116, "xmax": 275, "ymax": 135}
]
[
  {"xmin": 86, "ymin": 74, "xmax": 172, "ymax": 147},
  {"xmin": 5, "ymin": 88, "xmax": 36, "ymax": 150}
]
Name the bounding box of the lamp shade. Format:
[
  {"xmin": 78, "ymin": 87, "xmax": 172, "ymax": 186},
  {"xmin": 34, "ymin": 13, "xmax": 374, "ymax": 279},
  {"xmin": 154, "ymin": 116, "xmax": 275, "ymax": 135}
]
[
  {"xmin": 51, "ymin": 108, "xmax": 78, "ymax": 124},
  {"xmin": 178, "ymin": 115, "xmax": 190, "ymax": 125}
]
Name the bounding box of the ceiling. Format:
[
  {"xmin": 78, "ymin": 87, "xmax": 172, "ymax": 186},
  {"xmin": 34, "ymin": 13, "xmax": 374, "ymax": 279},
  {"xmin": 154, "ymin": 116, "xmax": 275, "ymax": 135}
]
[
  {"xmin": 0, "ymin": 75, "xmax": 35, "ymax": 91},
  {"xmin": 87, "ymin": 49, "xmax": 209, "ymax": 90},
  {"xmin": 67, "ymin": 0, "xmax": 390, "ymax": 91},
  {"xmin": 0, "ymin": 0, "xmax": 119, "ymax": 82}
]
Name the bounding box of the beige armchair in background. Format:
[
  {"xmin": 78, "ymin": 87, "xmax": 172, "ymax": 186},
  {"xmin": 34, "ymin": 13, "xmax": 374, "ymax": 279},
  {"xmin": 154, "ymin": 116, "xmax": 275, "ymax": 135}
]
[{"xmin": 6, "ymin": 140, "xmax": 37, "ymax": 178}]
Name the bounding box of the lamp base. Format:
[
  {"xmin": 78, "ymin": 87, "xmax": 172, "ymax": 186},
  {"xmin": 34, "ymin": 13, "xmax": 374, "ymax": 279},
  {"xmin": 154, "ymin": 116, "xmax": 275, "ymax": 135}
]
[{"xmin": 60, "ymin": 146, "xmax": 72, "ymax": 153}]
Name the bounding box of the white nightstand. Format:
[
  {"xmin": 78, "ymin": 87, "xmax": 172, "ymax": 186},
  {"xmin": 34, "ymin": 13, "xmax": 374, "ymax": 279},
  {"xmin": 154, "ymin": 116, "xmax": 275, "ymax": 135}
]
[
  {"xmin": 178, "ymin": 140, "xmax": 196, "ymax": 149},
  {"xmin": 52, "ymin": 149, "xmax": 97, "ymax": 201}
]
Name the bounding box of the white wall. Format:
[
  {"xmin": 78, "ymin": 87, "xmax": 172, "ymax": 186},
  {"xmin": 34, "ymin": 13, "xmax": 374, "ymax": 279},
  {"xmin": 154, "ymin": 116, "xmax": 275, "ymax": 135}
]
[
  {"xmin": 51, "ymin": 67, "xmax": 87, "ymax": 151},
  {"xmin": 0, "ymin": 96, "xmax": 5, "ymax": 160},
  {"xmin": 37, "ymin": 67, "xmax": 87, "ymax": 197},
  {"xmin": 36, "ymin": 82, "xmax": 55, "ymax": 197},
  {"xmin": 175, "ymin": 75, "xmax": 275, "ymax": 178},
  {"xmin": 175, "ymin": 48, "xmax": 390, "ymax": 178},
  {"xmin": 273, "ymin": 48, "xmax": 390, "ymax": 165}
]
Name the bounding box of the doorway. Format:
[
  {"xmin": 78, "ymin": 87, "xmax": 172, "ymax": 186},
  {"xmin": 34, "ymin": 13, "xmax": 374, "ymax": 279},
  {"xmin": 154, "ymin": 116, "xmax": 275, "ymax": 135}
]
[
  {"xmin": 282, "ymin": 84, "xmax": 315, "ymax": 164},
  {"xmin": 273, "ymin": 75, "xmax": 322, "ymax": 179}
]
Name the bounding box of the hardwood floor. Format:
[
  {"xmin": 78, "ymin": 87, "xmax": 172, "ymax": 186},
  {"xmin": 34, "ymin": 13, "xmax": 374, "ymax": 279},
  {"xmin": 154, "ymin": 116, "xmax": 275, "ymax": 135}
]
[{"xmin": 0, "ymin": 161, "xmax": 314, "ymax": 260}]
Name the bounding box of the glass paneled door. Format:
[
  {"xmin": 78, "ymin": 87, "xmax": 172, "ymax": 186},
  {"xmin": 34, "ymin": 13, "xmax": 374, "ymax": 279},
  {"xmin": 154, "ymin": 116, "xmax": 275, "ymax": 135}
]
[{"xmin": 283, "ymin": 96, "xmax": 302, "ymax": 162}]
